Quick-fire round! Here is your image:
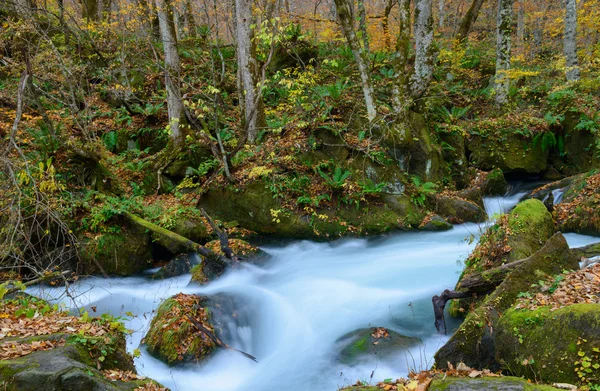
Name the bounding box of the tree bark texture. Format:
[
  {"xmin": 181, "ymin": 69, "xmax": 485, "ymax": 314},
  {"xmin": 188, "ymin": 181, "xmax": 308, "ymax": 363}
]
[
  {"xmin": 494, "ymin": 0, "xmax": 512, "ymax": 106},
  {"xmin": 333, "ymin": 0, "xmax": 377, "ymax": 122},
  {"xmin": 157, "ymin": 0, "xmax": 185, "ymax": 142},
  {"xmin": 235, "ymin": 0, "xmax": 265, "ymax": 143},
  {"xmin": 456, "ymin": 0, "xmax": 485, "ymax": 42},
  {"xmin": 564, "ymin": 0, "xmax": 580, "ymax": 81},
  {"xmin": 411, "ymin": 0, "xmax": 435, "ymax": 99}
]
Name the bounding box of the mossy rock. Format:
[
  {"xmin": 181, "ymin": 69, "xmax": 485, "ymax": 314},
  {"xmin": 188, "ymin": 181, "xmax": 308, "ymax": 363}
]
[
  {"xmin": 436, "ymin": 233, "xmax": 579, "ymax": 370},
  {"xmin": 336, "ymin": 327, "xmax": 421, "ymax": 365},
  {"xmin": 463, "ymin": 199, "xmax": 555, "ymax": 276},
  {"xmin": 382, "ymin": 112, "xmax": 445, "ymax": 182},
  {"xmin": 143, "ymin": 293, "xmax": 216, "ymax": 365},
  {"xmin": 435, "ymin": 195, "xmax": 487, "ymax": 223},
  {"xmin": 191, "ymin": 239, "xmax": 267, "ymax": 285},
  {"xmin": 468, "ymin": 133, "xmax": 548, "ymax": 174},
  {"xmin": 554, "ymin": 171, "xmax": 600, "ymax": 236},
  {"xmin": 495, "ymin": 303, "xmax": 600, "ymax": 385},
  {"xmin": 199, "ymin": 180, "xmax": 315, "ymax": 239},
  {"xmin": 0, "ymin": 340, "xmax": 158, "ymax": 391},
  {"xmin": 419, "ymin": 214, "xmax": 453, "ymax": 231},
  {"xmin": 428, "ymin": 376, "xmax": 563, "ymax": 390},
  {"xmin": 439, "ymin": 131, "xmax": 468, "ymax": 189},
  {"xmin": 152, "ymin": 253, "xmax": 200, "ymax": 279},
  {"xmin": 81, "ymin": 222, "xmax": 152, "ymax": 276},
  {"xmin": 381, "ymin": 194, "xmax": 425, "ymax": 227}
]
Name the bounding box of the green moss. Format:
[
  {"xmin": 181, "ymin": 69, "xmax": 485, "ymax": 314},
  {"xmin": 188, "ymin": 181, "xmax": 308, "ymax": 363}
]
[
  {"xmin": 143, "ymin": 295, "xmax": 216, "ymax": 365},
  {"xmin": 429, "ymin": 376, "xmax": 562, "ymax": 390},
  {"xmin": 495, "ymin": 304, "xmax": 600, "ymax": 385}
]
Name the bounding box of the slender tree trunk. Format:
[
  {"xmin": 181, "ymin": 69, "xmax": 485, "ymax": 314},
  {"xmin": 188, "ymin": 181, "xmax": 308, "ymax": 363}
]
[
  {"xmin": 235, "ymin": 0, "xmax": 265, "ymax": 143},
  {"xmin": 82, "ymin": 0, "xmax": 99, "ymax": 21},
  {"xmin": 564, "ymin": 0, "xmax": 580, "ymax": 81},
  {"xmin": 156, "ymin": 0, "xmax": 185, "ymax": 142},
  {"xmin": 381, "ymin": 0, "xmax": 395, "ymax": 50},
  {"xmin": 494, "ymin": 0, "xmax": 513, "ymax": 106},
  {"xmin": 392, "ymin": 0, "xmax": 411, "ymax": 113},
  {"xmin": 455, "ymin": 0, "xmax": 485, "ymax": 42},
  {"xmin": 185, "ymin": 0, "xmax": 197, "ymax": 37},
  {"xmin": 438, "ymin": 0, "xmax": 446, "ymax": 28},
  {"xmin": 411, "ymin": 0, "xmax": 435, "ymax": 99},
  {"xmin": 531, "ymin": 1, "xmax": 551, "ymax": 58},
  {"xmin": 357, "ymin": 0, "xmax": 370, "ymax": 53},
  {"xmin": 333, "ymin": 0, "xmax": 376, "ymax": 122},
  {"xmin": 516, "ymin": 0, "xmax": 524, "ymax": 50}
]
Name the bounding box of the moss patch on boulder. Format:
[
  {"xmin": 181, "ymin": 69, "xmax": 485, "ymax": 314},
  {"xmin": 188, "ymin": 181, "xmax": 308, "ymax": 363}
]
[
  {"xmin": 468, "ymin": 133, "xmax": 548, "ymax": 174},
  {"xmin": 336, "ymin": 327, "xmax": 421, "ymax": 365},
  {"xmin": 143, "ymin": 293, "xmax": 216, "ymax": 365},
  {"xmin": 428, "ymin": 376, "xmax": 562, "ymax": 391},
  {"xmin": 81, "ymin": 222, "xmax": 152, "ymax": 276},
  {"xmin": 495, "ymin": 304, "xmax": 600, "ymax": 385}
]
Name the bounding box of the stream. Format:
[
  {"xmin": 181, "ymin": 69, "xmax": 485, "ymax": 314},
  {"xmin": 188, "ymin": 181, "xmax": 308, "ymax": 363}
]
[{"xmin": 28, "ymin": 188, "xmax": 600, "ymax": 391}]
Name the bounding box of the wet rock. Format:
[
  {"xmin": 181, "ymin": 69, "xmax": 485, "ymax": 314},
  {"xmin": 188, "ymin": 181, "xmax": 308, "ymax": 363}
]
[
  {"xmin": 435, "ymin": 195, "xmax": 487, "ymax": 223},
  {"xmin": 143, "ymin": 293, "xmax": 216, "ymax": 365},
  {"xmin": 0, "ymin": 345, "xmax": 144, "ymax": 391},
  {"xmin": 336, "ymin": 327, "xmax": 421, "ymax": 365},
  {"xmin": 81, "ymin": 221, "xmax": 152, "ymax": 276},
  {"xmin": 419, "ymin": 214, "xmax": 453, "ymax": 231},
  {"xmin": 153, "ymin": 253, "xmax": 200, "ymax": 279},
  {"xmin": 190, "ymin": 239, "xmax": 267, "ymax": 284},
  {"xmin": 428, "ymin": 376, "xmax": 563, "ymax": 390},
  {"xmin": 495, "ymin": 303, "xmax": 600, "ymax": 385},
  {"xmin": 468, "ymin": 133, "xmax": 548, "ymax": 174},
  {"xmin": 436, "ymin": 233, "xmax": 579, "ymax": 370}
]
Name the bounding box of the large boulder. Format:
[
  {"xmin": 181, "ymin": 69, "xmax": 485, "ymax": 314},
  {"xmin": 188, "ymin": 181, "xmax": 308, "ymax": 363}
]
[
  {"xmin": 190, "ymin": 239, "xmax": 267, "ymax": 284},
  {"xmin": 495, "ymin": 304, "xmax": 600, "ymax": 385},
  {"xmin": 468, "ymin": 133, "xmax": 548, "ymax": 174},
  {"xmin": 0, "ymin": 296, "xmax": 160, "ymax": 391},
  {"xmin": 428, "ymin": 377, "xmax": 563, "ymax": 391},
  {"xmin": 143, "ymin": 293, "xmax": 216, "ymax": 365},
  {"xmin": 553, "ymin": 171, "xmax": 600, "ymax": 236},
  {"xmin": 80, "ymin": 222, "xmax": 152, "ymax": 276},
  {"xmin": 0, "ymin": 344, "xmax": 153, "ymax": 391},
  {"xmin": 336, "ymin": 327, "xmax": 421, "ymax": 365},
  {"xmin": 436, "ymin": 232, "xmax": 579, "ymax": 370},
  {"xmin": 434, "ymin": 195, "xmax": 487, "ymax": 223}
]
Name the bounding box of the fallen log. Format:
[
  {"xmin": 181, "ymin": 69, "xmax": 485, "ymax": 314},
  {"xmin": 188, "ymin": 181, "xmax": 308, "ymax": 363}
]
[
  {"xmin": 123, "ymin": 212, "xmax": 230, "ymax": 269},
  {"xmin": 200, "ymin": 208, "xmax": 234, "ymax": 260},
  {"xmin": 4, "ymin": 270, "xmax": 72, "ymax": 296},
  {"xmin": 432, "ymin": 290, "xmax": 471, "ymax": 335},
  {"xmin": 433, "ymin": 257, "xmax": 530, "ymax": 334}
]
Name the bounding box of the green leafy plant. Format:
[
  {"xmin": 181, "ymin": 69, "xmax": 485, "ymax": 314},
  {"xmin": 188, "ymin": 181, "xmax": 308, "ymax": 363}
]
[
  {"xmin": 411, "ymin": 176, "xmax": 436, "ymax": 207},
  {"xmin": 317, "ymin": 166, "xmax": 351, "ymax": 189},
  {"xmin": 358, "ymin": 178, "xmax": 385, "ymax": 195}
]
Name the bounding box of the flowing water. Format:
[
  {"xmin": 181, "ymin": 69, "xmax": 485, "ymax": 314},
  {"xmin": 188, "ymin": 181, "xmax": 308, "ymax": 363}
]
[{"xmin": 28, "ymin": 190, "xmax": 600, "ymax": 391}]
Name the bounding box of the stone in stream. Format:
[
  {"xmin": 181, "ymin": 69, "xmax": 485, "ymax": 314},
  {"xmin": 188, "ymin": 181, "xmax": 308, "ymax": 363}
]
[
  {"xmin": 428, "ymin": 376, "xmax": 563, "ymax": 390},
  {"xmin": 143, "ymin": 293, "xmax": 217, "ymax": 365},
  {"xmin": 336, "ymin": 327, "xmax": 421, "ymax": 365},
  {"xmin": 152, "ymin": 252, "xmax": 200, "ymax": 279}
]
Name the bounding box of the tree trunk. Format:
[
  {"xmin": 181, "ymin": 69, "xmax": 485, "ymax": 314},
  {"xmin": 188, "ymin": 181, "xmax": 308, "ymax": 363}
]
[
  {"xmin": 333, "ymin": 0, "xmax": 376, "ymax": 122},
  {"xmin": 156, "ymin": 0, "xmax": 185, "ymax": 142},
  {"xmin": 438, "ymin": 0, "xmax": 446, "ymax": 29},
  {"xmin": 392, "ymin": 0, "xmax": 411, "ymax": 112},
  {"xmin": 455, "ymin": 0, "xmax": 485, "ymax": 42},
  {"xmin": 82, "ymin": 0, "xmax": 99, "ymax": 21},
  {"xmin": 516, "ymin": 0, "xmax": 524, "ymax": 50},
  {"xmin": 494, "ymin": 0, "xmax": 512, "ymax": 106},
  {"xmin": 411, "ymin": 0, "xmax": 435, "ymax": 99},
  {"xmin": 564, "ymin": 0, "xmax": 580, "ymax": 81},
  {"xmin": 235, "ymin": 0, "xmax": 265, "ymax": 143},
  {"xmin": 381, "ymin": 0, "xmax": 395, "ymax": 50},
  {"xmin": 357, "ymin": 0, "xmax": 370, "ymax": 53}
]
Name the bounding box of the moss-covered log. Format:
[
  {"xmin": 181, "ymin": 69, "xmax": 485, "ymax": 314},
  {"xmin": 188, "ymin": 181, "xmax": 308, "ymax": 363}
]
[{"xmin": 123, "ymin": 212, "xmax": 229, "ymax": 269}]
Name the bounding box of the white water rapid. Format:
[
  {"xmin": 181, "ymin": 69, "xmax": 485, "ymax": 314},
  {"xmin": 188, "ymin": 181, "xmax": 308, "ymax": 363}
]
[{"xmin": 28, "ymin": 190, "xmax": 599, "ymax": 391}]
